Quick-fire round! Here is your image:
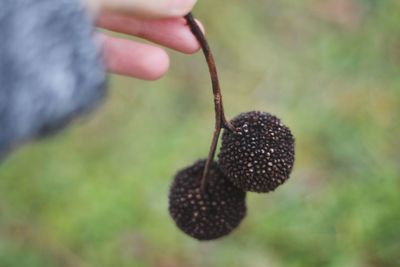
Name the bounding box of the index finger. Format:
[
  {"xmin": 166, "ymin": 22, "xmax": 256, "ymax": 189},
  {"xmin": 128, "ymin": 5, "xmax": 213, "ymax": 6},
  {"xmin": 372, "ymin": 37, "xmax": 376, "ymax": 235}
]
[
  {"xmin": 97, "ymin": 14, "xmax": 203, "ymax": 54},
  {"xmin": 96, "ymin": 0, "xmax": 198, "ymax": 19}
]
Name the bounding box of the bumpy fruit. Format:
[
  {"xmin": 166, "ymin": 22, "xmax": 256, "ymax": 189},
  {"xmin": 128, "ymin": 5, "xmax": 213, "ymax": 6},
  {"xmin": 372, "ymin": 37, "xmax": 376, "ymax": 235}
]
[
  {"xmin": 219, "ymin": 111, "xmax": 295, "ymax": 193},
  {"xmin": 169, "ymin": 160, "xmax": 246, "ymax": 240}
]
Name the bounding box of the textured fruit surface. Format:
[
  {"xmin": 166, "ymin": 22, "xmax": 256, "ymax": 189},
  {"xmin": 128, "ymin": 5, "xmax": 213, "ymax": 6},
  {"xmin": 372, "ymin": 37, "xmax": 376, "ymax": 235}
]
[
  {"xmin": 169, "ymin": 160, "xmax": 246, "ymax": 240},
  {"xmin": 219, "ymin": 111, "xmax": 295, "ymax": 192}
]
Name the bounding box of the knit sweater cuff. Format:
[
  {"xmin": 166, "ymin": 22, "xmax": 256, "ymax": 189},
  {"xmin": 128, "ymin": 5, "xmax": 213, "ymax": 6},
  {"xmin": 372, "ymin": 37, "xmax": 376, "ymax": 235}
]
[{"xmin": 0, "ymin": 0, "xmax": 107, "ymax": 159}]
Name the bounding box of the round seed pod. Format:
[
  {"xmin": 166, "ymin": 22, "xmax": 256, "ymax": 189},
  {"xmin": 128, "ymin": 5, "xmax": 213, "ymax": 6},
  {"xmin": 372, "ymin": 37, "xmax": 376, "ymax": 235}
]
[
  {"xmin": 169, "ymin": 160, "xmax": 246, "ymax": 241},
  {"xmin": 219, "ymin": 111, "xmax": 295, "ymax": 193}
]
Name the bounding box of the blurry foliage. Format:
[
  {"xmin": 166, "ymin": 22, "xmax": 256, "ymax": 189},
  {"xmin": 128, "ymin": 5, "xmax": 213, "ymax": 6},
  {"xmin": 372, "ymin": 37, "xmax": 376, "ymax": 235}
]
[{"xmin": 1, "ymin": 0, "xmax": 400, "ymax": 266}]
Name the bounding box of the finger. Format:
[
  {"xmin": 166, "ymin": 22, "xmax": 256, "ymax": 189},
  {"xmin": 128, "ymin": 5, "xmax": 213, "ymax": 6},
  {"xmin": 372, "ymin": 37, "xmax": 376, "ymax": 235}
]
[
  {"xmin": 97, "ymin": 13, "xmax": 202, "ymax": 54},
  {"xmin": 98, "ymin": 0, "xmax": 197, "ymax": 19},
  {"xmin": 100, "ymin": 34, "xmax": 170, "ymax": 80}
]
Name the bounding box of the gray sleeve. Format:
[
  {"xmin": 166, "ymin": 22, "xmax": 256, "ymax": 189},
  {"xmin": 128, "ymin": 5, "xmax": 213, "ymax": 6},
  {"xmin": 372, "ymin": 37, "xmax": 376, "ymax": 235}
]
[{"xmin": 0, "ymin": 0, "xmax": 108, "ymax": 159}]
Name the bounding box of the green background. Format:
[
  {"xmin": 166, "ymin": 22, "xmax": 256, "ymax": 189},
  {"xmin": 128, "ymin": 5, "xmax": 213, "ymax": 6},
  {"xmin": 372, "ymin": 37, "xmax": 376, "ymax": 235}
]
[{"xmin": 1, "ymin": 0, "xmax": 399, "ymax": 266}]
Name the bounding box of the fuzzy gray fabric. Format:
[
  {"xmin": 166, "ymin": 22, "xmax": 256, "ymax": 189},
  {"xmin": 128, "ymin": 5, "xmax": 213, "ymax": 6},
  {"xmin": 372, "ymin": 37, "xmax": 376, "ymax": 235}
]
[{"xmin": 0, "ymin": 0, "xmax": 107, "ymax": 159}]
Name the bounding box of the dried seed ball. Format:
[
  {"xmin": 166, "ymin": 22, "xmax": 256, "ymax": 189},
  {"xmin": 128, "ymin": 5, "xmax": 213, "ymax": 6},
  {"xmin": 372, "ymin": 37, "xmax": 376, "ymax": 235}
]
[
  {"xmin": 219, "ymin": 111, "xmax": 295, "ymax": 193},
  {"xmin": 169, "ymin": 160, "xmax": 246, "ymax": 241}
]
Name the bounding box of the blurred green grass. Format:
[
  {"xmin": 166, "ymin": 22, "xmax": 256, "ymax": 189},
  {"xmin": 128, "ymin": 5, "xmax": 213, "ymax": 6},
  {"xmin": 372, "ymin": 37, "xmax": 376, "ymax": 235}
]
[{"xmin": 1, "ymin": 0, "xmax": 399, "ymax": 266}]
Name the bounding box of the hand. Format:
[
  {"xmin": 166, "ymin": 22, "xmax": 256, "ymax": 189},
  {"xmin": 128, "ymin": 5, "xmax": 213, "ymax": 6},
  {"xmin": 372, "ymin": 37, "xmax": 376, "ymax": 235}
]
[{"xmin": 85, "ymin": 0, "xmax": 200, "ymax": 80}]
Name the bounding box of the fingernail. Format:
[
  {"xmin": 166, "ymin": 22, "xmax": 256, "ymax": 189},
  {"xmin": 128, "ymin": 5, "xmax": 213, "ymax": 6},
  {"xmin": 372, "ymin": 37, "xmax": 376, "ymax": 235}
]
[{"xmin": 194, "ymin": 19, "xmax": 205, "ymax": 34}]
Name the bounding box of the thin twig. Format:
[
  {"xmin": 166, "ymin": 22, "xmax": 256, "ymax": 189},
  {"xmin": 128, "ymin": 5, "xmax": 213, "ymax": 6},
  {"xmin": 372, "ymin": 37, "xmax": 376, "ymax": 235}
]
[{"xmin": 184, "ymin": 13, "xmax": 235, "ymax": 191}]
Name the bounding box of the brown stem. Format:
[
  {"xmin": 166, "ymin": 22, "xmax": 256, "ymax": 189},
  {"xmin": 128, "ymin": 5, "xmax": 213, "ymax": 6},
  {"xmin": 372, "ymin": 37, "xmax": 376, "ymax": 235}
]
[{"xmin": 184, "ymin": 13, "xmax": 235, "ymax": 191}]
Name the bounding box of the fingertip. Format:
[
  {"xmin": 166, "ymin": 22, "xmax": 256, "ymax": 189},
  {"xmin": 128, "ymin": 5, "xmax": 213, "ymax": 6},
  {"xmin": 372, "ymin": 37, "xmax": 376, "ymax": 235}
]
[
  {"xmin": 141, "ymin": 48, "xmax": 170, "ymax": 80},
  {"xmin": 180, "ymin": 18, "xmax": 204, "ymax": 54}
]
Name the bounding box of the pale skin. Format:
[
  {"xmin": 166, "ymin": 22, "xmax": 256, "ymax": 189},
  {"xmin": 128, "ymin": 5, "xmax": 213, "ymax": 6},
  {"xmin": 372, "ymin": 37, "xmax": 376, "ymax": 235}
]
[{"xmin": 84, "ymin": 0, "xmax": 201, "ymax": 80}]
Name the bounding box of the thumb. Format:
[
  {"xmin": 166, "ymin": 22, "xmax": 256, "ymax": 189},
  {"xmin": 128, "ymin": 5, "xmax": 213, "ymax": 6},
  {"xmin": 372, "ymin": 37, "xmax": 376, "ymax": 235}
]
[{"xmin": 87, "ymin": 0, "xmax": 197, "ymax": 18}]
